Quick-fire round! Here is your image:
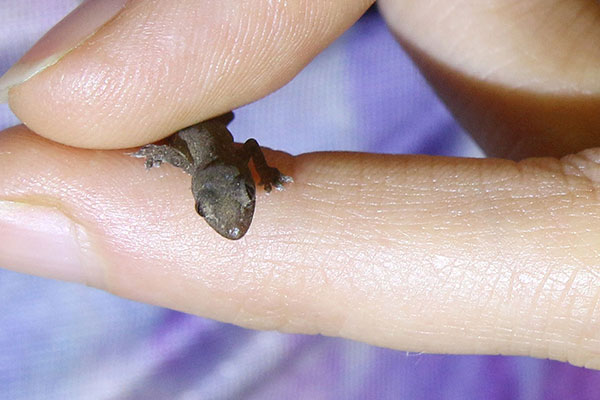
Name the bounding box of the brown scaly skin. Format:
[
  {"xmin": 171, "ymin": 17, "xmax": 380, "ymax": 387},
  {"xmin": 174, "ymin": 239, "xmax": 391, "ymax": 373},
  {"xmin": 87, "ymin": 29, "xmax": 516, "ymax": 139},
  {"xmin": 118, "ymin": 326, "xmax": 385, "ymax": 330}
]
[{"xmin": 132, "ymin": 112, "xmax": 292, "ymax": 239}]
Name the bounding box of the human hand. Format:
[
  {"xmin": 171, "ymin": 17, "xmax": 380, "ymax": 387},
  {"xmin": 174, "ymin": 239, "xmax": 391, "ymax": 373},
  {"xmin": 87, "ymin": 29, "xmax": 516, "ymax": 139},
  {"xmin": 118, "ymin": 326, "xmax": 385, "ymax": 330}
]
[{"xmin": 2, "ymin": 0, "xmax": 600, "ymax": 369}]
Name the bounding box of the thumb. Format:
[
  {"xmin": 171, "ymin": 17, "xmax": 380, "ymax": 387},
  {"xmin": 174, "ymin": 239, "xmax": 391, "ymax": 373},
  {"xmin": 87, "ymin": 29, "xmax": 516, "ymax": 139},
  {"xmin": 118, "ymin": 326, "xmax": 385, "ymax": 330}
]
[{"xmin": 2, "ymin": 0, "xmax": 373, "ymax": 149}]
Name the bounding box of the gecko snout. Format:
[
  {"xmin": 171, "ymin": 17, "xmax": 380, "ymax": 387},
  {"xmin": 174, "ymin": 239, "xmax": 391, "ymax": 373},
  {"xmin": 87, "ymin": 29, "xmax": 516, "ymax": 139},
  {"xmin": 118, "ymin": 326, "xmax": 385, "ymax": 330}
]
[{"xmin": 192, "ymin": 164, "xmax": 256, "ymax": 240}]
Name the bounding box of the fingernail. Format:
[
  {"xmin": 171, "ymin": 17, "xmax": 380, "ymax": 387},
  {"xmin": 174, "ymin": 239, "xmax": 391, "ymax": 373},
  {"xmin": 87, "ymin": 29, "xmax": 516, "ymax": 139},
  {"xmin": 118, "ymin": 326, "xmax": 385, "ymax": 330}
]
[
  {"xmin": 0, "ymin": 0, "xmax": 127, "ymax": 104},
  {"xmin": 0, "ymin": 201, "xmax": 106, "ymax": 288}
]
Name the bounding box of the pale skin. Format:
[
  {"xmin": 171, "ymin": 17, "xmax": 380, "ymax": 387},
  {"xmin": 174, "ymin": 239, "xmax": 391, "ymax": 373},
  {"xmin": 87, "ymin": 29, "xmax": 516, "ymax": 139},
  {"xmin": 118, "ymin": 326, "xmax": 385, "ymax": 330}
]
[{"xmin": 3, "ymin": 0, "xmax": 600, "ymax": 369}]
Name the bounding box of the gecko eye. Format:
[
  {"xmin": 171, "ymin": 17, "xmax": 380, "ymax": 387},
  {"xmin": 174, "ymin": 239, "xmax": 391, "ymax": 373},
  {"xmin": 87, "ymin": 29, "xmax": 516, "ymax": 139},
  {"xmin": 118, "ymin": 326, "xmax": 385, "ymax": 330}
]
[
  {"xmin": 245, "ymin": 183, "xmax": 255, "ymax": 199},
  {"xmin": 195, "ymin": 202, "xmax": 206, "ymax": 218}
]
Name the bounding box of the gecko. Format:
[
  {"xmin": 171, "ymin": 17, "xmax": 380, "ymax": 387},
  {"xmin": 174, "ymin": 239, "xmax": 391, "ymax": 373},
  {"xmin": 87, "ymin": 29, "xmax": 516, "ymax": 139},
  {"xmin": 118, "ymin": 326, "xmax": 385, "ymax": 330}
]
[{"xmin": 131, "ymin": 111, "xmax": 292, "ymax": 240}]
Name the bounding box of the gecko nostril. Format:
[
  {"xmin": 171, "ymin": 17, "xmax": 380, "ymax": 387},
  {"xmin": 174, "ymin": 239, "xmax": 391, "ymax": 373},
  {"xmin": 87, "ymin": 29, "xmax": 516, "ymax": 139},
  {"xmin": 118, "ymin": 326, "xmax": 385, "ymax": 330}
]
[{"xmin": 195, "ymin": 202, "xmax": 205, "ymax": 218}]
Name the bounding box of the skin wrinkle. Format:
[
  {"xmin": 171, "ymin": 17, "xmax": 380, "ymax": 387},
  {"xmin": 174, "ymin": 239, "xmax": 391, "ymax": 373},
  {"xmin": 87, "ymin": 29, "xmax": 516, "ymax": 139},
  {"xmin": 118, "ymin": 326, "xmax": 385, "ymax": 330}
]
[
  {"xmin": 472, "ymin": 183, "xmax": 592, "ymax": 354},
  {"xmin": 241, "ymin": 255, "xmax": 321, "ymax": 333},
  {"xmin": 230, "ymin": 262, "xmax": 281, "ymax": 328},
  {"xmin": 0, "ymin": 189, "xmax": 112, "ymax": 288},
  {"xmin": 535, "ymin": 265, "xmax": 567, "ymax": 345},
  {"xmin": 562, "ymin": 152, "xmax": 600, "ymax": 192},
  {"xmin": 569, "ymin": 278, "xmax": 597, "ymax": 363},
  {"xmin": 547, "ymin": 268, "xmax": 598, "ymax": 363},
  {"xmin": 581, "ymin": 300, "xmax": 600, "ymax": 367}
]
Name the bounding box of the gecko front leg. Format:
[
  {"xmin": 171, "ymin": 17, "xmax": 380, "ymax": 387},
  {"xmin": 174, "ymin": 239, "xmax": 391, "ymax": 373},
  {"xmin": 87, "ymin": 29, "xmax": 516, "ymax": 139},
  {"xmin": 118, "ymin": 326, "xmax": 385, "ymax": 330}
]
[{"xmin": 242, "ymin": 138, "xmax": 293, "ymax": 192}]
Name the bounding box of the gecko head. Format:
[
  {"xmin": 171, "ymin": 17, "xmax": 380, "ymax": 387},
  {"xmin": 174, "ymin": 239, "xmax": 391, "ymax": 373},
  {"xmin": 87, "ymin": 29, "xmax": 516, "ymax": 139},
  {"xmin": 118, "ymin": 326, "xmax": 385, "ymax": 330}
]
[{"xmin": 192, "ymin": 164, "xmax": 256, "ymax": 240}]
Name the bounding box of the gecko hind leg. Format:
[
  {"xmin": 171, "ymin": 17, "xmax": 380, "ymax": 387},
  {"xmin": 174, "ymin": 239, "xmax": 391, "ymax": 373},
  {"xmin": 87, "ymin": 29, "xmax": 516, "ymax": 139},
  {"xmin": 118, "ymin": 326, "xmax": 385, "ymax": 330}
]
[{"xmin": 131, "ymin": 144, "xmax": 193, "ymax": 174}]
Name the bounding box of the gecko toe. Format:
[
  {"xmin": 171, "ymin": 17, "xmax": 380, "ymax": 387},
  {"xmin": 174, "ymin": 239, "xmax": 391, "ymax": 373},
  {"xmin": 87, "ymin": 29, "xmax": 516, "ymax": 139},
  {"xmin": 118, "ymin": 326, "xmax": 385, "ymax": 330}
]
[
  {"xmin": 279, "ymin": 175, "xmax": 293, "ymax": 184},
  {"xmin": 260, "ymin": 172, "xmax": 292, "ymax": 193}
]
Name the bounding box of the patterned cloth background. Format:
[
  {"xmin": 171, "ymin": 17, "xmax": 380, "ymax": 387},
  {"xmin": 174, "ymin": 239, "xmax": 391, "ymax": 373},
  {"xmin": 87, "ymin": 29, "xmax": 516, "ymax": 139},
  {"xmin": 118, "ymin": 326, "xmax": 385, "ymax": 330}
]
[{"xmin": 1, "ymin": 1, "xmax": 599, "ymax": 399}]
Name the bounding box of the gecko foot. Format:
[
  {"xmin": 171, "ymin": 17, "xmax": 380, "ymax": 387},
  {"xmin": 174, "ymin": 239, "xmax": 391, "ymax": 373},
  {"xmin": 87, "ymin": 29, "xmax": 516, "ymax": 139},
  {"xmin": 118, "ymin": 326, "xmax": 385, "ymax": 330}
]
[
  {"xmin": 258, "ymin": 167, "xmax": 293, "ymax": 193},
  {"xmin": 131, "ymin": 145, "xmax": 165, "ymax": 169},
  {"xmin": 131, "ymin": 144, "xmax": 192, "ymax": 172}
]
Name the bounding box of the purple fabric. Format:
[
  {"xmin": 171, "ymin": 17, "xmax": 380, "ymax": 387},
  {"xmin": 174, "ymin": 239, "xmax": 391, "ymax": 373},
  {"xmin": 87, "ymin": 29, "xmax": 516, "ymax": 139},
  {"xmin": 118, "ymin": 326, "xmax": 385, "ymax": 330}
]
[{"xmin": 1, "ymin": 1, "xmax": 600, "ymax": 399}]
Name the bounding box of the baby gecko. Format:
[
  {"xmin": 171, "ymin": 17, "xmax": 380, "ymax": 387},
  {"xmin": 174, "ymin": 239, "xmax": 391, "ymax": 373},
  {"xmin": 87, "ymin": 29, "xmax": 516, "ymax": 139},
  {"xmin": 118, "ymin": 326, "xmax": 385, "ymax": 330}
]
[{"xmin": 131, "ymin": 112, "xmax": 292, "ymax": 240}]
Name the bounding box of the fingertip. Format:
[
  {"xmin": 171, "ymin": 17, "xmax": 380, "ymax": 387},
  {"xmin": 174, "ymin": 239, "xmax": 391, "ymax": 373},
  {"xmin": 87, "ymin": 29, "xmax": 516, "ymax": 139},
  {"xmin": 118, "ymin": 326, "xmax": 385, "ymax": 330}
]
[{"xmin": 0, "ymin": 0, "xmax": 127, "ymax": 104}]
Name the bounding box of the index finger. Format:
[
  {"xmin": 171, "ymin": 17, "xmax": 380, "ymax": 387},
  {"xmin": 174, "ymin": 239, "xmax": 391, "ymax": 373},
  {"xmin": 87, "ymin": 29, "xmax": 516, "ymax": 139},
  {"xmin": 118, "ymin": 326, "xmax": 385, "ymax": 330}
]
[{"xmin": 3, "ymin": 125, "xmax": 600, "ymax": 368}]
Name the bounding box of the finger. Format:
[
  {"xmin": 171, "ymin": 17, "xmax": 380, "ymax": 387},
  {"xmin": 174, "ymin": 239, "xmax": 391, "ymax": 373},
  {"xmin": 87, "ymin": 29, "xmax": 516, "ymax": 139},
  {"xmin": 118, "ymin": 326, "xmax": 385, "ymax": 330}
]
[
  {"xmin": 3, "ymin": 0, "xmax": 373, "ymax": 149},
  {"xmin": 378, "ymin": 0, "xmax": 600, "ymax": 159},
  {"xmin": 3, "ymin": 125, "xmax": 600, "ymax": 368}
]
